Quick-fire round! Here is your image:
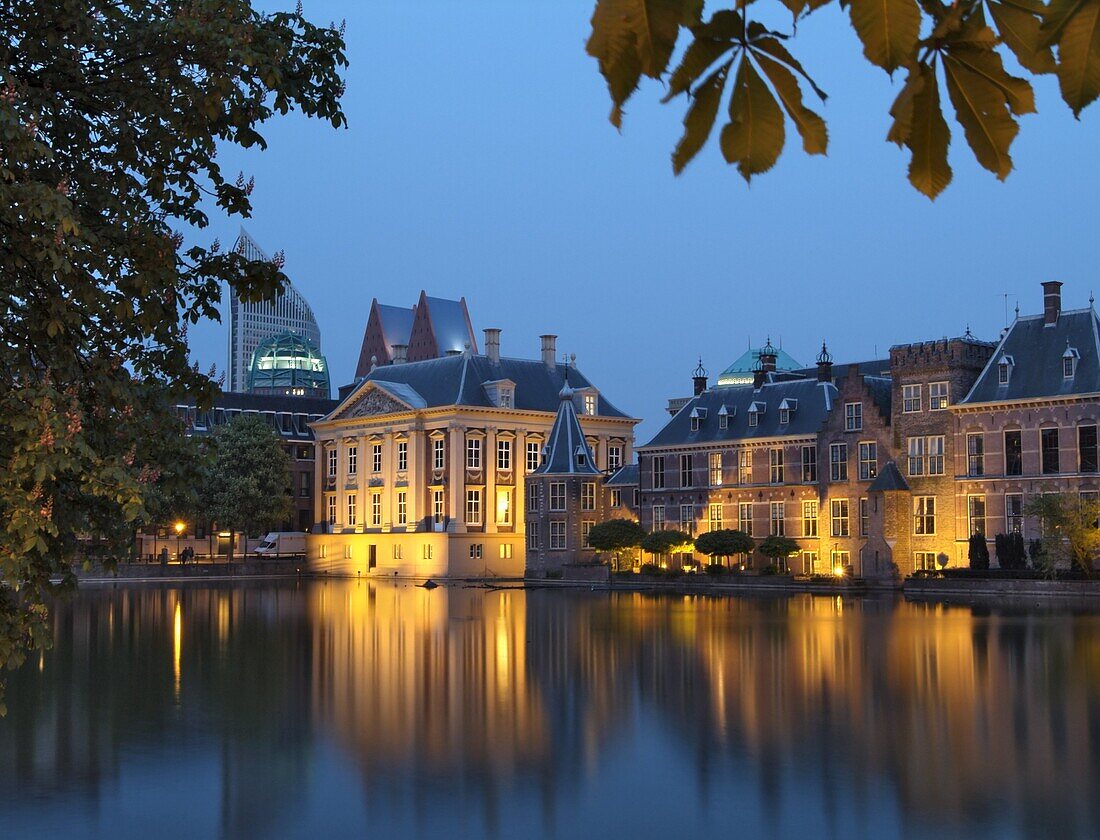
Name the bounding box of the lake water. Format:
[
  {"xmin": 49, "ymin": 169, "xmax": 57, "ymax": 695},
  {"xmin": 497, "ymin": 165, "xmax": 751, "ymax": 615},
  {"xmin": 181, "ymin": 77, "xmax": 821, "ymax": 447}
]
[{"xmin": 1, "ymin": 581, "xmax": 1098, "ymax": 839}]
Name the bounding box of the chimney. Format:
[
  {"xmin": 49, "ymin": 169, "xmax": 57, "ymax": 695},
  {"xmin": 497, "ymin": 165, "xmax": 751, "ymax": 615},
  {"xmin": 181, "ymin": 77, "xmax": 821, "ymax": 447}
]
[
  {"xmin": 816, "ymin": 341, "xmax": 833, "ymax": 383},
  {"xmin": 759, "ymin": 337, "xmax": 778, "ymax": 373},
  {"xmin": 752, "ymin": 360, "xmax": 766, "ymax": 390},
  {"xmin": 540, "ymin": 334, "xmax": 557, "ymax": 368},
  {"xmin": 392, "ymin": 344, "xmax": 408, "ymax": 364},
  {"xmin": 484, "ymin": 329, "xmax": 501, "ymax": 364},
  {"xmin": 692, "ymin": 358, "xmax": 708, "ymax": 396},
  {"xmin": 1043, "ymin": 281, "xmax": 1063, "ymax": 325}
]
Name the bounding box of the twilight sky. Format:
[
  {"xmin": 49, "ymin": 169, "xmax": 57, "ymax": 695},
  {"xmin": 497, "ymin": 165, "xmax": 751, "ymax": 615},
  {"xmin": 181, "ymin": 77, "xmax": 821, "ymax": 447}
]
[{"xmin": 187, "ymin": 0, "xmax": 1100, "ymax": 442}]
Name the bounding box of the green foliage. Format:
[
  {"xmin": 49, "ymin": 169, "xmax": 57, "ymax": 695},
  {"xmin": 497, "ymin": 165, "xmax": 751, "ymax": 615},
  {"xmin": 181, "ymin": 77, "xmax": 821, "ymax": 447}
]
[
  {"xmin": 0, "ymin": 0, "xmax": 346, "ymax": 711},
  {"xmin": 587, "ymin": 518, "xmax": 646, "ymax": 571},
  {"xmin": 968, "ymin": 534, "xmax": 991, "ymax": 569},
  {"xmin": 758, "ymin": 534, "xmax": 800, "ymax": 560},
  {"xmin": 694, "ymin": 528, "xmax": 754, "ymax": 560},
  {"xmin": 587, "ymin": 0, "xmax": 1098, "ymax": 198},
  {"xmin": 995, "ymin": 532, "xmax": 1029, "ymax": 569},
  {"xmin": 640, "ymin": 529, "xmax": 695, "ymax": 555},
  {"xmin": 205, "ymin": 415, "xmax": 294, "ymax": 560},
  {"xmin": 1024, "ymin": 492, "xmax": 1100, "ymax": 575},
  {"xmin": 704, "ymin": 562, "xmax": 728, "ymax": 575}
]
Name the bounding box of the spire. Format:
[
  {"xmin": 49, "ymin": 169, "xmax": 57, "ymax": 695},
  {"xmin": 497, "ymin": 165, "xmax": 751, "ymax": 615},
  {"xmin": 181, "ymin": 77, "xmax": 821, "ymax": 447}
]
[{"xmin": 532, "ymin": 379, "xmax": 599, "ymax": 476}]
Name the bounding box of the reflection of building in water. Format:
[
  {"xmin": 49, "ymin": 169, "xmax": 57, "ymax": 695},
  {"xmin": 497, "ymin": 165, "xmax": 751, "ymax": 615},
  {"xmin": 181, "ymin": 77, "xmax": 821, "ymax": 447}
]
[{"xmin": 308, "ymin": 582, "xmax": 551, "ymax": 814}]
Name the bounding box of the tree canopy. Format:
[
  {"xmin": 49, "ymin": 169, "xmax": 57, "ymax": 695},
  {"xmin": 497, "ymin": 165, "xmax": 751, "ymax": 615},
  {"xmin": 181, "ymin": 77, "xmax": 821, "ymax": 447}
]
[
  {"xmin": 586, "ymin": 0, "xmax": 1099, "ymax": 198},
  {"xmin": 1025, "ymin": 493, "xmax": 1100, "ymax": 575},
  {"xmin": 587, "ymin": 519, "xmax": 647, "ymax": 570},
  {"xmin": 641, "ymin": 529, "xmax": 696, "ymax": 555},
  {"xmin": 0, "ymin": 0, "xmax": 346, "ymax": 712},
  {"xmin": 694, "ymin": 529, "xmax": 754, "ymax": 561}
]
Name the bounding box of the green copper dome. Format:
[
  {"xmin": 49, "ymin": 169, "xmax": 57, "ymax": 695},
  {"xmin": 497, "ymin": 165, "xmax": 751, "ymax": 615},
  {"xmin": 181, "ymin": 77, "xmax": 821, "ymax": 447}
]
[
  {"xmin": 247, "ymin": 331, "xmax": 330, "ymax": 398},
  {"xmin": 717, "ymin": 347, "xmax": 802, "ymax": 386}
]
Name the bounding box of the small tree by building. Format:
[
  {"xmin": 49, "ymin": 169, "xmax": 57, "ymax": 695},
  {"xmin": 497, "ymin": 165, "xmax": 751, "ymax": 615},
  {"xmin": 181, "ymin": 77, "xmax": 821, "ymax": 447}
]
[
  {"xmin": 695, "ymin": 529, "xmax": 754, "ymax": 569},
  {"xmin": 968, "ymin": 534, "xmax": 990, "ymax": 570},
  {"xmin": 205, "ymin": 415, "xmax": 294, "ymax": 563},
  {"xmin": 640, "ymin": 529, "xmax": 694, "ymax": 567},
  {"xmin": 995, "ymin": 532, "xmax": 1028, "ymax": 571},
  {"xmin": 1024, "ymin": 493, "xmax": 1100, "ymax": 576},
  {"xmin": 587, "ymin": 519, "xmax": 646, "ymax": 572},
  {"xmin": 758, "ymin": 535, "xmax": 800, "ymax": 573}
]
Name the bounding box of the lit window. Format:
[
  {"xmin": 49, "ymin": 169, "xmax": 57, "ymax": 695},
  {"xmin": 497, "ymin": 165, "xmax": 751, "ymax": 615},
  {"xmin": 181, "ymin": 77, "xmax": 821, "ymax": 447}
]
[
  {"xmin": 830, "ymin": 498, "xmax": 849, "ymax": 537},
  {"xmin": 500, "ymin": 543, "xmax": 513, "ymax": 559},
  {"xmin": 496, "ymin": 488, "xmax": 513, "ymax": 525},
  {"xmin": 526, "ymin": 440, "xmax": 541, "ymax": 472},
  {"xmin": 347, "ymin": 445, "xmax": 358, "ymax": 476},
  {"xmin": 802, "ymin": 500, "xmax": 818, "ymax": 537},
  {"xmin": 432, "ymin": 490, "xmax": 445, "ymax": 525},
  {"xmin": 708, "ymin": 503, "xmax": 722, "ymax": 531},
  {"xmin": 709, "ymin": 452, "xmax": 723, "ymax": 487},
  {"xmin": 611, "ymin": 489, "xmax": 622, "ymax": 508},
  {"xmin": 346, "ymin": 493, "xmax": 357, "ymax": 526},
  {"xmin": 466, "ymin": 489, "xmax": 482, "ymax": 525},
  {"xmin": 397, "ymin": 491, "xmax": 407, "ymax": 526},
  {"xmin": 584, "ymin": 394, "xmax": 597, "ymax": 416},
  {"xmin": 397, "ymin": 441, "xmax": 408, "ymax": 472},
  {"xmin": 858, "ymin": 441, "xmax": 877, "ymax": 480},
  {"xmin": 680, "ymin": 504, "xmax": 694, "ymax": 534},
  {"xmin": 371, "ymin": 491, "xmax": 381, "ymax": 527},
  {"xmin": 929, "ymin": 382, "xmax": 949, "ymax": 410},
  {"xmin": 801, "ymin": 445, "xmax": 817, "ymax": 482},
  {"xmin": 914, "ymin": 496, "xmax": 936, "ymax": 535},
  {"xmin": 738, "ymin": 449, "xmax": 752, "ymax": 484},
  {"xmin": 372, "ymin": 444, "xmax": 382, "ymax": 473}
]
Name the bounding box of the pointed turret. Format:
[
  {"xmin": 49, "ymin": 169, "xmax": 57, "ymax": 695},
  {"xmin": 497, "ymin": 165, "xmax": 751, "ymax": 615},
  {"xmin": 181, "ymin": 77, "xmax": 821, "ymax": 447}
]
[{"xmin": 532, "ymin": 376, "xmax": 599, "ymax": 476}]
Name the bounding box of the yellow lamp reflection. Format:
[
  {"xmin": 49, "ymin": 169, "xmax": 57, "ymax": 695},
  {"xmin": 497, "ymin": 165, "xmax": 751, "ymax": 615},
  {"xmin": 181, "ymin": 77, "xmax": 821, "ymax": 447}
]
[{"xmin": 173, "ymin": 600, "xmax": 182, "ymax": 698}]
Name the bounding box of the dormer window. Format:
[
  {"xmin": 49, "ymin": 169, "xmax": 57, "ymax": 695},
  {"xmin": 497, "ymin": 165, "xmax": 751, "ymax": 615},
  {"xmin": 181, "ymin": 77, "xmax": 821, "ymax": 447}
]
[
  {"xmin": 1063, "ymin": 346, "xmax": 1080, "ymax": 379},
  {"xmin": 583, "ymin": 394, "xmax": 597, "ymax": 416},
  {"xmin": 778, "ymin": 398, "xmax": 797, "ymax": 425},
  {"xmin": 718, "ymin": 405, "xmax": 729, "ymax": 430},
  {"xmin": 998, "ymin": 354, "xmax": 1015, "ymax": 385},
  {"xmin": 689, "ymin": 406, "xmax": 707, "ymax": 431},
  {"xmin": 574, "ymin": 445, "xmax": 588, "ymax": 467},
  {"xmin": 499, "ymin": 389, "xmax": 513, "ymax": 408},
  {"xmin": 748, "ymin": 402, "xmax": 765, "ymax": 428}
]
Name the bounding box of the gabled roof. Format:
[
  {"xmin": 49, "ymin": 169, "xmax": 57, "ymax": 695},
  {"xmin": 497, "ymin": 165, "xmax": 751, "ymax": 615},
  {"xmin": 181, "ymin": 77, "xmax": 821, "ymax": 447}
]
[
  {"xmin": 718, "ymin": 347, "xmax": 802, "ymax": 384},
  {"xmin": 531, "ymin": 384, "xmax": 600, "ymax": 476},
  {"xmin": 605, "ymin": 463, "xmax": 639, "ymax": 486},
  {"xmin": 961, "ymin": 309, "xmax": 1100, "ymax": 404},
  {"xmin": 327, "ymin": 354, "xmax": 632, "ymax": 420},
  {"xmin": 375, "ymin": 303, "xmax": 416, "ymax": 350},
  {"xmin": 641, "ymin": 378, "xmax": 837, "ymax": 449},
  {"xmin": 868, "ymin": 461, "xmax": 910, "ymax": 492}
]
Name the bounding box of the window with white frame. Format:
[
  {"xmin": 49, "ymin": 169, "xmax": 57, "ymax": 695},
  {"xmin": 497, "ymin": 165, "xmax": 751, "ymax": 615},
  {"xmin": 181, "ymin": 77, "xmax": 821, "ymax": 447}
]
[
  {"xmin": 967, "ymin": 433, "xmax": 984, "ymax": 476},
  {"xmin": 469, "ymin": 544, "xmax": 483, "ymax": 560},
  {"xmin": 829, "ymin": 443, "xmax": 848, "ymax": 481},
  {"xmin": 653, "ymin": 504, "xmax": 666, "ymax": 530},
  {"xmin": 652, "ymin": 456, "xmax": 666, "ymax": 489},
  {"xmin": 708, "ymin": 503, "xmax": 723, "ymax": 531},
  {"xmin": 738, "ymin": 502, "xmax": 753, "ymax": 536},
  {"xmin": 527, "ymin": 524, "xmax": 539, "ymax": 550},
  {"xmin": 433, "ymin": 490, "xmax": 445, "ymax": 525},
  {"xmin": 497, "ymin": 439, "xmax": 512, "ymax": 471},
  {"xmin": 371, "ymin": 491, "xmax": 381, "ymax": 527},
  {"xmin": 858, "ymin": 441, "xmax": 877, "ymax": 480},
  {"xmin": 393, "ymin": 544, "xmax": 403, "ymax": 560},
  {"xmin": 801, "ymin": 445, "xmax": 817, "ymax": 482},
  {"xmin": 738, "ymin": 449, "xmax": 752, "ymax": 484},
  {"xmin": 859, "ymin": 497, "xmax": 869, "ymax": 536},
  {"xmin": 770, "ymin": 501, "xmax": 785, "ymax": 536},
  {"xmin": 710, "ymin": 452, "xmax": 723, "ymax": 486},
  {"xmin": 608, "ymin": 444, "xmax": 623, "ymax": 472},
  {"xmin": 433, "ymin": 438, "xmax": 445, "ymax": 471},
  {"xmin": 396, "ymin": 491, "xmax": 407, "ymax": 525},
  {"xmin": 527, "ymin": 482, "xmax": 539, "ymax": 512},
  {"xmin": 802, "ymin": 500, "xmax": 818, "ymax": 536},
  {"xmin": 466, "ymin": 437, "xmax": 482, "ymax": 470},
  {"xmin": 998, "ymin": 358, "xmax": 1013, "ymax": 385},
  {"xmin": 914, "ymin": 551, "xmax": 938, "ymax": 571},
  {"xmin": 680, "ymin": 453, "xmax": 693, "ymax": 487},
  {"xmin": 914, "ymin": 496, "xmax": 935, "ymax": 535},
  {"xmin": 830, "ymin": 498, "xmax": 849, "ymax": 537},
  {"xmin": 500, "ymin": 543, "xmax": 513, "ymax": 560},
  {"xmin": 584, "ymin": 394, "xmax": 597, "ymax": 416},
  {"xmin": 907, "ymin": 436, "xmax": 925, "ymax": 476},
  {"xmin": 1006, "ymin": 492, "xmax": 1024, "ymax": 535},
  {"xmin": 831, "ymin": 549, "xmax": 850, "ymax": 569},
  {"xmin": 968, "ymin": 495, "xmax": 986, "ymax": 536},
  {"xmin": 466, "ymin": 489, "xmax": 482, "ymax": 525},
  {"xmin": 845, "ymin": 402, "xmax": 863, "ymax": 431},
  {"xmin": 611, "ymin": 489, "xmax": 622, "ymax": 508},
  {"xmin": 327, "ymin": 448, "xmax": 337, "ymax": 478},
  {"xmin": 550, "ymin": 521, "xmax": 566, "ymax": 550},
  {"xmin": 719, "ymin": 409, "xmax": 728, "ymax": 430},
  {"xmin": 372, "ymin": 443, "xmax": 382, "ymax": 473},
  {"xmin": 748, "ymin": 407, "xmax": 759, "ymax": 428},
  {"xmin": 346, "ymin": 493, "xmax": 357, "ymax": 526},
  {"xmin": 903, "ymin": 384, "xmax": 921, "ymax": 413},
  {"xmin": 347, "ymin": 445, "xmax": 358, "ymax": 476},
  {"xmin": 397, "ymin": 441, "xmax": 408, "ymax": 472},
  {"xmin": 928, "ymin": 435, "xmax": 945, "ymax": 475},
  {"xmin": 549, "ymin": 482, "xmax": 566, "ymax": 511},
  {"xmin": 929, "ymin": 381, "xmax": 949, "ymax": 410},
  {"xmin": 499, "ymin": 389, "xmax": 513, "ymax": 408},
  {"xmin": 770, "ymin": 448, "xmax": 784, "ymax": 484},
  {"xmin": 526, "ymin": 440, "xmax": 541, "ymax": 472},
  {"xmin": 582, "ymin": 520, "xmax": 596, "ymax": 547},
  {"xmin": 581, "ymin": 482, "xmax": 596, "ymax": 511},
  {"xmin": 680, "ymin": 504, "xmax": 694, "ymax": 534}
]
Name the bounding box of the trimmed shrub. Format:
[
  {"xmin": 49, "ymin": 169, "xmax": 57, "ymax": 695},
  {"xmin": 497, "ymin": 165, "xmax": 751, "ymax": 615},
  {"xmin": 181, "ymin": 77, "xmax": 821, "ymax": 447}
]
[{"xmin": 968, "ymin": 534, "xmax": 990, "ymax": 569}]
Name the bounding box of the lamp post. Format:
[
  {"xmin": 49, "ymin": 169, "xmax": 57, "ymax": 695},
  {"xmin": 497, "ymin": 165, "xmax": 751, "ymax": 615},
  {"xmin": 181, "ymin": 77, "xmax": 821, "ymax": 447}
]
[{"xmin": 174, "ymin": 521, "xmax": 185, "ymax": 564}]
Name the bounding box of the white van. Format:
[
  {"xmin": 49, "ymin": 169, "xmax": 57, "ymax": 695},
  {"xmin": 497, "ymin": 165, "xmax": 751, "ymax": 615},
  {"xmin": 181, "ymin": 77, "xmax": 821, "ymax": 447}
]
[{"xmin": 254, "ymin": 532, "xmax": 307, "ymax": 557}]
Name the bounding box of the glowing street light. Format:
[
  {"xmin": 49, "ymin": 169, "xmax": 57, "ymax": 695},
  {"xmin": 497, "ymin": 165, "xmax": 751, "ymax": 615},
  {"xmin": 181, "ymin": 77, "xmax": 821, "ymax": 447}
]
[{"xmin": 174, "ymin": 521, "xmax": 185, "ymax": 563}]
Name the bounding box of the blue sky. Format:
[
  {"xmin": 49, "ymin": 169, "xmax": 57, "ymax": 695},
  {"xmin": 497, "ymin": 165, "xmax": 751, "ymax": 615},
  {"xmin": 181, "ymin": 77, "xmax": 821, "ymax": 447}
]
[{"xmin": 188, "ymin": 1, "xmax": 1100, "ymax": 441}]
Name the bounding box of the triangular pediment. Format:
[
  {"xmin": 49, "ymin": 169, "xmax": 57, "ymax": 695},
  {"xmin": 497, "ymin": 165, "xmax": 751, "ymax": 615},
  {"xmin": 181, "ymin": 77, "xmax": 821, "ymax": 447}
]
[{"xmin": 328, "ymin": 380, "xmax": 420, "ymax": 421}]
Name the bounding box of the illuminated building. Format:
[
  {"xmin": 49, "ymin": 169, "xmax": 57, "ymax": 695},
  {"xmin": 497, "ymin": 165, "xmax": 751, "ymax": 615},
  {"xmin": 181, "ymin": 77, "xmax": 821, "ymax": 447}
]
[
  {"xmin": 308, "ymin": 329, "xmax": 638, "ymax": 577},
  {"xmin": 354, "ymin": 291, "xmax": 478, "ymax": 378},
  {"xmin": 247, "ymin": 330, "xmax": 331, "ymax": 399},
  {"xmin": 227, "ymin": 227, "xmax": 322, "ymax": 393}
]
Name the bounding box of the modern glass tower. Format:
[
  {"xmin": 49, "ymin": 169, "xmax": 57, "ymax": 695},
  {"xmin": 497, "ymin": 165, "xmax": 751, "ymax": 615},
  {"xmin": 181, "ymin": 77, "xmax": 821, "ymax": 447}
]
[{"xmin": 227, "ymin": 227, "xmax": 322, "ymax": 393}]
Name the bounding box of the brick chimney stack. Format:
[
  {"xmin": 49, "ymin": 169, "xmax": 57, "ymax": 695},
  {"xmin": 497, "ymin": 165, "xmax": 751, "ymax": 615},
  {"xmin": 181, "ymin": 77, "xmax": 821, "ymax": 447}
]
[
  {"xmin": 540, "ymin": 335, "xmax": 557, "ymax": 369},
  {"xmin": 1043, "ymin": 281, "xmax": 1063, "ymax": 325},
  {"xmin": 692, "ymin": 358, "xmax": 708, "ymax": 396},
  {"xmin": 392, "ymin": 344, "xmax": 408, "ymax": 364}
]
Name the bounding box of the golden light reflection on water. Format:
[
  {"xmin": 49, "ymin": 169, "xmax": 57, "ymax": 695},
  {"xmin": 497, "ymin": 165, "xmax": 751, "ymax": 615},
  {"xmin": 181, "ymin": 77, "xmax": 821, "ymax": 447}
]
[{"xmin": 5, "ymin": 583, "xmax": 1100, "ymax": 837}]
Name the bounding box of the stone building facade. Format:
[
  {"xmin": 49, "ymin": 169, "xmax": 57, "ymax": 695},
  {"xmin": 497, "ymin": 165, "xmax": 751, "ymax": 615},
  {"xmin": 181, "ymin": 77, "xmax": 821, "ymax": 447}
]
[{"xmin": 308, "ymin": 330, "xmax": 637, "ymax": 578}]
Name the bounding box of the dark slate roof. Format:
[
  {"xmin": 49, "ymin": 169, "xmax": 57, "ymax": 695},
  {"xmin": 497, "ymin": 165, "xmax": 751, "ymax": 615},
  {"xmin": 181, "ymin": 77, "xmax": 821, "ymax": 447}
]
[
  {"xmin": 961, "ymin": 309, "xmax": 1100, "ymax": 404},
  {"xmin": 423, "ymin": 296, "xmax": 476, "ymax": 355},
  {"xmin": 376, "ymin": 303, "xmax": 416, "ymax": 349},
  {"xmin": 864, "ymin": 376, "xmax": 893, "ymax": 422},
  {"xmin": 641, "ymin": 377, "xmax": 838, "ymax": 449},
  {"xmin": 605, "ymin": 463, "xmax": 639, "ymax": 486},
  {"xmin": 334, "ymin": 355, "xmax": 631, "ymax": 417},
  {"xmin": 531, "ymin": 385, "xmax": 601, "ymax": 476},
  {"xmin": 791, "ymin": 358, "xmax": 892, "ymax": 380},
  {"xmin": 868, "ymin": 461, "xmax": 910, "ymax": 492}
]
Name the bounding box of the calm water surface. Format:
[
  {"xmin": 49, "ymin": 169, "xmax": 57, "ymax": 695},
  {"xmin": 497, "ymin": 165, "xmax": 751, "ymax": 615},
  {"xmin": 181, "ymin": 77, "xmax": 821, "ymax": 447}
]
[{"xmin": 1, "ymin": 581, "xmax": 1099, "ymax": 839}]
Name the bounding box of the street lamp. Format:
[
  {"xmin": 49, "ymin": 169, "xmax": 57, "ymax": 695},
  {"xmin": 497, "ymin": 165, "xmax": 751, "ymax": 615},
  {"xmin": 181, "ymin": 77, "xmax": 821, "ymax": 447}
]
[{"xmin": 174, "ymin": 521, "xmax": 185, "ymax": 563}]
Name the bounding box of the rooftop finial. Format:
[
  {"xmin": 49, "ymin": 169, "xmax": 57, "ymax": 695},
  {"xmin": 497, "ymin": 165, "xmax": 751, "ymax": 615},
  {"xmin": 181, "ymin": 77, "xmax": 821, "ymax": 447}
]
[
  {"xmin": 559, "ymin": 366, "xmax": 573, "ymax": 399},
  {"xmin": 963, "ymin": 324, "xmax": 974, "ymax": 340},
  {"xmin": 816, "ymin": 341, "xmax": 832, "ymax": 364},
  {"xmin": 693, "ymin": 356, "xmax": 708, "ymax": 379},
  {"xmin": 1091, "ymin": 291, "xmax": 1096, "ymax": 308}
]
